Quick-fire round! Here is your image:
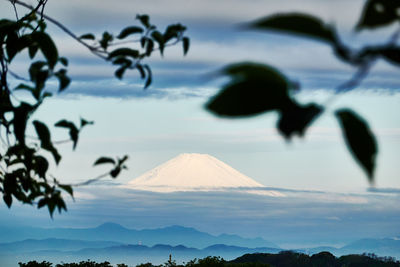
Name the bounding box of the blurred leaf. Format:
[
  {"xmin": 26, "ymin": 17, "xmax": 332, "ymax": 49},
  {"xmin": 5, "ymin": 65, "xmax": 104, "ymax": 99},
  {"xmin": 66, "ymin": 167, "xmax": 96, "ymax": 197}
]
[
  {"xmin": 6, "ymin": 32, "xmax": 32, "ymax": 62},
  {"xmin": 54, "ymin": 69, "xmax": 70, "ymax": 92},
  {"xmin": 3, "ymin": 194, "xmax": 12, "ymax": 208},
  {"xmin": 80, "ymin": 118, "xmax": 94, "ymax": 128},
  {"xmin": 136, "ymin": 14, "xmax": 150, "ymax": 28},
  {"xmin": 59, "ymin": 57, "xmax": 68, "ymax": 66},
  {"xmin": 145, "ymin": 39, "xmax": 154, "ymax": 56},
  {"xmin": 58, "ymin": 184, "xmax": 73, "ymax": 197},
  {"xmin": 249, "ymin": 13, "xmax": 337, "ymax": 44},
  {"xmin": 117, "ymin": 26, "xmax": 143, "ymax": 39},
  {"xmin": 136, "ymin": 64, "xmax": 146, "ymax": 79},
  {"xmin": 13, "ymin": 102, "xmax": 34, "ymax": 146},
  {"xmin": 151, "ymin": 31, "xmax": 164, "ymax": 56},
  {"xmin": 79, "ymin": 33, "xmax": 95, "ymax": 40},
  {"xmin": 93, "ymin": 157, "xmax": 116, "ymax": 166},
  {"xmin": 335, "ymin": 109, "xmax": 378, "ymax": 182},
  {"xmin": 277, "ymin": 103, "xmax": 323, "ymax": 139},
  {"xmin": 379, "ymin": 47, "xmax": 400, "ymax": 66},
  {"xmin": 356, "ymin": 0, "xmax": 400, "ymax": 30},
  {"xmin": 38, "ymin": 198, "xmax": 48, "ymax": 209},
  {"xmin": 110, "ymin": 167, "xmax": 121, "ymax": 178},
  {"xmin": 182, "ymin": 37, "xmax": 190, "ymax": 56},
  {"xmin": 144, "ymin": 64, "xmax": 152, "ymax": 89},
  {"xmin": 28, "ymin": 44, "xmax": 39, "ymax": 59},
  {"xmin": 99, "ymin": 31, "xmax": 113, "ymax": 50},
  {"xmin": 32, "ymin": 155, "xmax": 49, "ymax": 178},
  {"xmin": 32, "ymin": 32, "xmax": 58, "ymax": 68},
  {"xmin": 33, "ymin": 120, "xmax": 61, "ymax": 164},
  {"xmin": 54, "ymin": 120, "xmax": 79, "ymax": 150},
  {"xmin": 117, "ymin": 155, "xmax": 129, "ymax": 165},
  {"xmin": 206, "ymin": 62, "xmax": 292, "ymax": 117},
  {"xmin": 108, "ymin": 48, "xmax": 139, "ymax": 59},
  {"xmin": 115, "ymin": 66, "xmax": 128, "ymax": 79}
]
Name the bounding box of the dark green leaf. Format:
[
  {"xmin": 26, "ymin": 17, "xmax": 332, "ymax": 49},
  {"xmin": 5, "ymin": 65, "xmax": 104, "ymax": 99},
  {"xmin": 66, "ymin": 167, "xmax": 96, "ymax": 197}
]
[
  {"xmin": 80, "ymin": 118, "xmax": 94, "ymax": 128},
  {"xmin": 151, "ymin": 31, "xmax": 164, "ymax": 56},
  {"xmin": 59, "ymin": 57, "xmax": 68, "ymax": 66},
  {"xmin": 136, "ymin": 64, "xmax": 146, "ymax": 79},
  {"xmin": 112, "ymin": 57, "xmax": 132, "ymax": 66},
  {"xmin": 144, "ymin": 64, "xmax": 152, "ymax": 89},
  {"xmin": 58, "ymin": 184, "xmax": 73, "ymax": 197},
  {"xmin": 33, "ymin": 120, "xmax": 61, "ymax": 164},
  {"xmin": 54, "ymin": 69, "xmax": 71, "ymax": 92},
  {"xmin": 356, "ymin": 0, "xmax": 400, "ymax": 30},
  {"xmin": 206, "ymin": 62, "xmax": 292, "ymax": 117},
  {"xmin": 99, "ymin": 31, "xmax": 113, "ymax": 50},
  {"xmin": 379, "ymin": 47, "xmax": 400, "ymax": 66},
  {"xmin": 277, "ymin": 102, "xmax": 323, "ymax": 139},
  {"xmin": 6, "ymin": 31, "xmax": 20, "ymax": 62},
  {"xmin": 145, "ymin": 39, "xmax": 154, "ymax": 56},
  {"xmin": 79, "ymin": 33, "xmax": 96, "ymax": 40},
  {"xmin": 32, "ymin": 32, "xmax": 58, "ymax": 68},
  {"xmin": 115, "ymin": 66, "xmax": 127, "ymax": 79},
  {"xmin": 28, "ymin": 44, "xmax": 39, "ymax": 59},
  {"xmin": 110, "ymin": 167, "xmax": 121, "ymax": 178},
  {"xmin": 14, "ymin": 83, "xmax": 34, "ymax": 93},
  {"xmin": 38, "ymin": 198, "xmax": 48, "ymax": 209},
  {"xmin": 13, "ymin": 102, "xmax": 34, "ymax": 146},
  {"xmin": 249, "ymin": 13, "xmax": 337, "ymax": 44},
  {"xmin": 93, "ymin": 157, "xmax": 116, "ymax": 166},
  {"xmin": 117, "ymin": 26, "xmax": 144, "ymax": 39},
  {"xmin": 108, "ymin": 48, "xmax": 139, "ymax": 59},
  {"xmin": 54, "ymin": 120, "xmax": 79, "ymax": 150},
  {"xmin": 47, "ymin": 199, "xmax": 55, "ymax": 217},
  {"xmin": 32, "ymin": 121, "xmax": 53, "ymax": 151},
  {"xmin": 136, "ymin": 14, "xmax": 150, "ymax": 28},
  {"xmin": 3, "ymin": 194, "xmax": 12, "ymax": 208},
  {"xmin": 335, "ymin": 109, "xmax": 378, "ymax": 182},
  {"xmin": 33, "ymin": 155, "xmax": 49, "ymax": 178},
  {"xmin": 118, "ymin": 155, "xmax": 129, "ymax": 165},
  {"xmin": 182, "ymin": 37, "xmax": 190, "ymax": 56}
]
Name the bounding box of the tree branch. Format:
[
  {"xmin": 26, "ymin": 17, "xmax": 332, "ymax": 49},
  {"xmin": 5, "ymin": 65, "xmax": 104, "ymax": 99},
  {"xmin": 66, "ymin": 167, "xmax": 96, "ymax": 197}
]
[{"xmin": 7, "ymin": 0, "xmax": 108, "ymax": 60}]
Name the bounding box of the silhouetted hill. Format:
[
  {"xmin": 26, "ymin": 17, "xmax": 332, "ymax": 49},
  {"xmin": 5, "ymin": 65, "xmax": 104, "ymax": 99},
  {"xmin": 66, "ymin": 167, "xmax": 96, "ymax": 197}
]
[
  {"xmin": 231, "ymin": 251, "xmax": 400, "ymax": 267},
  {"xmin": 0, "ymin": 243, "xmax": 280, "ymax": 266}
]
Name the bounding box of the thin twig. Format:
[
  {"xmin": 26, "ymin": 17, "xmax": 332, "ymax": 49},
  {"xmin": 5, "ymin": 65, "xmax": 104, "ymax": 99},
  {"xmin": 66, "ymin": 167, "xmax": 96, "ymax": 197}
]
[
  {"xmin": 8, "ymin": 0, "xmax": 108, "ymax": 60},
  {"xmin": 11, "ymin": 0, "xmax": 19, "ymax": 20},
  {"xmin": 71, "ymin": 172, "xmax": 110, "ymax": 187},
  {"xmin": 8, "ymin": 69, "xmax": 29, "ymax": 82}
]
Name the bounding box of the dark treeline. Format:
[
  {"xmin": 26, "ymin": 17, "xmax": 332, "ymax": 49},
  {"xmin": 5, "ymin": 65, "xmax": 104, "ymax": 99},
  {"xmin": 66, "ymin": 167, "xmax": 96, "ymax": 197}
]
[{"xmin": 19, "ymin": 251, "xmax": 400, "ymax": 267}]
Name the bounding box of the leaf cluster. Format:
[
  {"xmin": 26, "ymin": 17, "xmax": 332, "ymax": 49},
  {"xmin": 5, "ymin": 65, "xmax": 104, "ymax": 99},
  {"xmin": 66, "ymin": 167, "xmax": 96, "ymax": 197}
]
[
  {"xmin": 206, "ymin": 0, "xmax": 400, "ymax": 182},
  {"xmin": 1, "ymin": 1, "xmax": 188, "ymax": 215},
  {"xmin": 80, "ymin": 14, "xmax": 190, "ymax": 88}
]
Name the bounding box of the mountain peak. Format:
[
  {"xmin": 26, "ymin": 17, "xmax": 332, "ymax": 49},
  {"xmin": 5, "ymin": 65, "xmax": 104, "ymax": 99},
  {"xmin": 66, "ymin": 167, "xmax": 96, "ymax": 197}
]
[
  {"xmin": 124, "ymin": 153, "xmax": 283, "ymax": 196},
  {"xmin": 96, "ymin": 222, "xmax": 127, "ymax": 231}
]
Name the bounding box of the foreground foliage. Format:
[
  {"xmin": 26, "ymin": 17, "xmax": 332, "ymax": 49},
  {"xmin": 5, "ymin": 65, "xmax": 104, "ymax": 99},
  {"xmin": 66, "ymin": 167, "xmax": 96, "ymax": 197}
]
[
  {"xmin": 206, "ymin": 0, "xmax": 400, "ymax": 183},
  {"xmin": 0, "ymin": 0, "xmax": 188, "ymax": 215},
  {"xmin": 19, "ymin": 251, "xmax": 400, "ymax": 267}
]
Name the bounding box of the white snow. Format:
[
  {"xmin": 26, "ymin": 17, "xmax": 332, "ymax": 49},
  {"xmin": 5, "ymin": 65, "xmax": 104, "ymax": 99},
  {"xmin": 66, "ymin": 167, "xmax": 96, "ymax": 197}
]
[{"xmin": 124, "ymin": 153, "xmax": 284, "ymax": 196}]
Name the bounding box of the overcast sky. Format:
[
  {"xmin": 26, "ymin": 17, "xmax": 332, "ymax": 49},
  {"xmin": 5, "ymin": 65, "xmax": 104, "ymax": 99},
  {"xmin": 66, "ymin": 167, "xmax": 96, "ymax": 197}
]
[{"xmin": 0, "ymin": 0, "xmax": 399, "ymax": 247}]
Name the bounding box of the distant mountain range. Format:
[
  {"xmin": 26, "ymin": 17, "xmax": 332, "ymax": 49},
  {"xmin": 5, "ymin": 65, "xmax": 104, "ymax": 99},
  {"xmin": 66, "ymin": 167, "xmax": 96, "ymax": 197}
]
[
  {"xmin": 0, "ymin": 223, "xmax": 399, "ymax": 267},
  {"xmin": 0, "ymin": 222, "xmax": 277, "ymax": 248},
  {"xmin": 0, "ymin": 240, "xmax": 280, "ymax": 267}
]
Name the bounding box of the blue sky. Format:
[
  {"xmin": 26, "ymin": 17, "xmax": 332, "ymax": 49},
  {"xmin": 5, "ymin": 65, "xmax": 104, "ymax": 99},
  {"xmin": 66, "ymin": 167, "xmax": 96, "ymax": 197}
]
[{"xmin": 0, "ymin": 0, "xmax": 399, "ymax": 247}]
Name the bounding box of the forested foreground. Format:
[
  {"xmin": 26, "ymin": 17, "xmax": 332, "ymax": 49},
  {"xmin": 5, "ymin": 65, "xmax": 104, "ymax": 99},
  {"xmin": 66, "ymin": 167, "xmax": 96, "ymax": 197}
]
[{"xmin": 19, "ymin": 251, "xmax": 400, "ymax": 267}]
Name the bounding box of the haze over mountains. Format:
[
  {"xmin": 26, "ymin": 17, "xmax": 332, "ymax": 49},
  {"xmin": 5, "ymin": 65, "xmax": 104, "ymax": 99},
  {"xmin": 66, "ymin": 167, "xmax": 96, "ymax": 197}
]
[
  {"xmin": 0, "ymin": 223, "xmax": 399, "ymax": 267},
  {"xmin": 0, "ymin": 222, "xmax": 277, "ymax": 248},
  {"xmin": 125, "ymin": 153, "xmax": 283, "ymax": 196}
]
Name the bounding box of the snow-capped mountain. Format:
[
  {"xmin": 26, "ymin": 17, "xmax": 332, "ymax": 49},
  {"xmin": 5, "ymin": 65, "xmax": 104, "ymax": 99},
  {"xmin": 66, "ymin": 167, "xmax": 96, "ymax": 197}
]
[{"xmin": 125, "ymin": 153, "xmax": 283, "ymax": 196}]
